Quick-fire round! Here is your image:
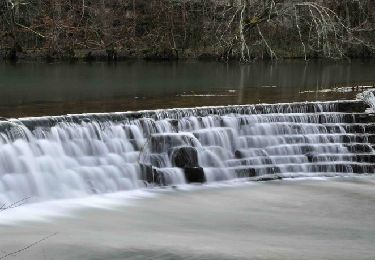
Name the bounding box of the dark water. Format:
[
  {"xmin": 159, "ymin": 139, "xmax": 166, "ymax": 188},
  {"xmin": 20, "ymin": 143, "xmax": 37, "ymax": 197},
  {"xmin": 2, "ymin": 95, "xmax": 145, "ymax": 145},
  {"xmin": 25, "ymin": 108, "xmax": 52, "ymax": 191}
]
[{"xmin": 1, "ymin": 60, "xmax": 375, "ymax": 117}]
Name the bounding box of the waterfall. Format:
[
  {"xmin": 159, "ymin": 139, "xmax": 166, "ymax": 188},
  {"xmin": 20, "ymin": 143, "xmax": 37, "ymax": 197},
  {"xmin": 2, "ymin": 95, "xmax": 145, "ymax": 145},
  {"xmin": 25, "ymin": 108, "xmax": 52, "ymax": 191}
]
[
  {"xmin": 0, "ymin": 99, "xmax": 373, "ymax": 205},
  {"xmin": 358, "ymin": 89, "xmax": 375, "ymax": 111}
]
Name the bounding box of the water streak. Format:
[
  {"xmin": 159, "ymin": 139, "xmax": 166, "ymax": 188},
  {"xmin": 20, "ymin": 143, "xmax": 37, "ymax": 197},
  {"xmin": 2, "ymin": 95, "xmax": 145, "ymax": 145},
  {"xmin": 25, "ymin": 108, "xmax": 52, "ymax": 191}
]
[{"xmin": 0, "ymin": 100, "xmax": 373, "ymax": 205}]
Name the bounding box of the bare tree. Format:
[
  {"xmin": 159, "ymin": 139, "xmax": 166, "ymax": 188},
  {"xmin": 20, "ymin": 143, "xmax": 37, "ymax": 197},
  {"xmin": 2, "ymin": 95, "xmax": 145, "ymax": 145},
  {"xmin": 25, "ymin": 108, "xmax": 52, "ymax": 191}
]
[{"xmin": 1, "ymin": 0, "xmax": 374, "ymax": 61}]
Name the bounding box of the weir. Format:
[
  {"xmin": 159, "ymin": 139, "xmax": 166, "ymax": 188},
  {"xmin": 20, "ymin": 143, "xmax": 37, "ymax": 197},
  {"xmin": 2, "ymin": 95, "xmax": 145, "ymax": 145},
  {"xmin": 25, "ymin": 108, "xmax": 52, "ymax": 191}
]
[{"xmin": 0, "ymin": 96, "xmax": 374, "ymax": 205}]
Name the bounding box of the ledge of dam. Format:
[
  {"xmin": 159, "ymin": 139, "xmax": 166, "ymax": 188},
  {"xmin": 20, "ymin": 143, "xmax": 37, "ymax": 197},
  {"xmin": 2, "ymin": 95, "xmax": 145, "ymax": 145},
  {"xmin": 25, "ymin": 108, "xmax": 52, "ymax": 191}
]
[{"xmin": 0, "ymin": 93, "xmax": 375, "ymax": 206}]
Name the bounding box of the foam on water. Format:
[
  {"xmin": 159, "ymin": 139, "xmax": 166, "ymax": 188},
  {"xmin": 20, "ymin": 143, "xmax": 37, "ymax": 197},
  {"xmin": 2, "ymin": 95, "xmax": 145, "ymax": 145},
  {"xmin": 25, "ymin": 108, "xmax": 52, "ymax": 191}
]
[
  {"xmin": 358, "ymin": 89, "xmax": 375, "ymax": 111},
  {"xmin": 0, "ymin": 99, "xmax": 373, "ymax": 209},
  {"xmin": 0, "ymin": 189, "xmax": 158, "ymax": 225},
  {"xmin": 0, "ymin": 179, "xmax": 256, "ymax": 225}
]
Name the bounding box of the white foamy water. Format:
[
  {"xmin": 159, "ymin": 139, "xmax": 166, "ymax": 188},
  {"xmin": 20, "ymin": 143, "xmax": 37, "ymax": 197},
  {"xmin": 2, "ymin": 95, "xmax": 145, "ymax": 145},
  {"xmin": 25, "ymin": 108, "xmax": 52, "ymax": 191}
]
[
  {"xmin": 359, "ymin": 89, "xmax": 375, "ymax": 111},
  {"xmin": 2, "ymin": 177, "xmax": 375, "ymax": 260},
  {"xmin": 0, "ymin": 189, "xmax": 158, "ymax": 224},
  {"xmin": 0, "ymin": 99, "xmax": 373, "ymax": 207}
]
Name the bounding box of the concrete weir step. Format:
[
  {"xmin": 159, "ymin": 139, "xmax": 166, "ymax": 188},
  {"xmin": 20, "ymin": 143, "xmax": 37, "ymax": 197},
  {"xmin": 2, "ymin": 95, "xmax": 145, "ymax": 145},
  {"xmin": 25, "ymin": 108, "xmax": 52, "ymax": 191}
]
[
  {"xmin": 235, "ymin": 143, "xmax": 375, "ymax": 158},
  {"xmin": 324, "ymin": 123, "xmax": 375, "ymax": 134},
  {"xmin": 140, "ymin": 164, "xmax": 206, "ymax": 185},
  {"xmin": 230, "ymin": 113, "xmax": 375, "ymax": 125},
  {"xmin": 231, "ymin": 162, "xmax": 375, "ymax": 177},
  {"xmin": 127, "ymin": 97, "xmax": 375, "ymax": 186},
  {"xmin": 238, "ymin": 134, "xmax": 375, "ymax": 148},
  {"xmin": 226, "ymin": 153, "xmax": 375, "ymax": 167}
]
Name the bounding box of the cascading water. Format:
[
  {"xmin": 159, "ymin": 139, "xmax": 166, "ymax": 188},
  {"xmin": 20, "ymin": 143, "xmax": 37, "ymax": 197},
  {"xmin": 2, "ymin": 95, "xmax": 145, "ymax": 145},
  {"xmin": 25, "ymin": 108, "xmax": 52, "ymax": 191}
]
[
  {"xmin": 358, "ymin": 89, "xmax": 375, "ymax": 112},
  {"xmin": 0, "ymin": 99, "xmax": 374, "ymax": 205}
]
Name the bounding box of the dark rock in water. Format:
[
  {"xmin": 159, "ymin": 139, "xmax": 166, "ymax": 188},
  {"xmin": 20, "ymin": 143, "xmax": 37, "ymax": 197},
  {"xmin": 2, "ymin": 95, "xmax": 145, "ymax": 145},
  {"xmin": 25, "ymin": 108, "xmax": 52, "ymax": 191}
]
[
  {"xmin": 305, "ymin": 152, "xmax": 316, "ymax": 163},
  {"xmin": 140, "ymin": 164, "xmax": 153, "ymax": 184},
  {"xmin": 140, "ymin": 164, "xmax": 167, "ymax": 185},
  {"xmin": 368, "ymin": 135, "xmax": 375, "ymax": 144},
  {"xmin": 235, "ymin": 150, "xmax": 244, "ymax": 159},
  {"xmin": 254, "ymin": 174, "xmax": 282, "ymax": 182},
  {"xmin": 171, "ymin": 146, "xmax": 199, "ymax": 168},
  {"xmin": 184, "ymin": 167, "xmax": 206, "ymax": 183},
  {"xmin": 347, "ymin": 143, "xmax": 373, "ymax": 153},
  {"xmin": 337, "ymin": 101, "xmax": 369, "ymax": 113},
  {"xmin": 168, "ymin": 119, "xmax": 179, "ymax": 131},
  {"xmin": 152, "ymin": 168, "xmax": 167, "ymax": 186}
]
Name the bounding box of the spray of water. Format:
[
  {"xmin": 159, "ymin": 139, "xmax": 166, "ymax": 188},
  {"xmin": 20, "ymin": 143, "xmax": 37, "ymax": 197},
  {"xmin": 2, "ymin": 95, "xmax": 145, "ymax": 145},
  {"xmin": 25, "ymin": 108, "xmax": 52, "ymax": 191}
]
[{"xmin": 0, "ymin": 100, "xmax": 373, "ymax": 205}]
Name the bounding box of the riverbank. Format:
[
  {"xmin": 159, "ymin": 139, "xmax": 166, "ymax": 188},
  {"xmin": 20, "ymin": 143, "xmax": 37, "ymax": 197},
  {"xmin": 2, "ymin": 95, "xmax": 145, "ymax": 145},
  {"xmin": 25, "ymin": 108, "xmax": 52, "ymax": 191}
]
[
  {"xmin": 1, "ymin": 177, "xmax": 375, "ymax": 260},
  {"xmin": 2, "ymin": 48, "xmax": 375, "ymax": 63},
  {"xmin": 1, "ymin": 1, "xmax": 375, "ymax": 63}
]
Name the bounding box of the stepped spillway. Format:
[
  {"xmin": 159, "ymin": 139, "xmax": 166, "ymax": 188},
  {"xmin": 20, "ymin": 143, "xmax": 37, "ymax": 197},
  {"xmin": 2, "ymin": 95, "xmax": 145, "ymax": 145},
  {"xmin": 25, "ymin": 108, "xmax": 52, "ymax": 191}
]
[{"xmin": 0, "ymin": 98, "xmax": 374, "ymax": 205}]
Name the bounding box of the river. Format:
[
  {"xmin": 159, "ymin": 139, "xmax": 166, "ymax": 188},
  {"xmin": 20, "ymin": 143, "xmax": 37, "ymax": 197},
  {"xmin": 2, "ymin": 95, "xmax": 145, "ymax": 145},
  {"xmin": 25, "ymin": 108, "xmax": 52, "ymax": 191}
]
[
  {"xmin": 1, "ymin": 60, "xmax": 375, "ymax": 117},
  {"xmin": 1, "ymin": 178, "xmax": 375, "ymax": 260},
  {"xmin": 1, "ymin": 60, "xmax": 375, "ymax": 260}
]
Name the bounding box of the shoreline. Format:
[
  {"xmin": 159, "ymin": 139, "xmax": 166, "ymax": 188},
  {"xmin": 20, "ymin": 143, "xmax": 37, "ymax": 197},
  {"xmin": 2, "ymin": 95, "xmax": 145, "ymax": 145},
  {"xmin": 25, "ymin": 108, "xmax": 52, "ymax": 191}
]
[{"xmin": 2, "ymin": 48, "xmax": 375, "ymax": 63}]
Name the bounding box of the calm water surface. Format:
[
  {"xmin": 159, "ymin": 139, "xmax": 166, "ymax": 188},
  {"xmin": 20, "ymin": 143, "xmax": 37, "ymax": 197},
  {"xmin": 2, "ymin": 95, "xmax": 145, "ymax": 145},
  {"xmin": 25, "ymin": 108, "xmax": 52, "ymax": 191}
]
[
  {"xmin": 1, "ymin": 178, "xmax": 375, "ymax": 260},
  {"xmin": 1, "ymin": 60, "xmax": 375, "ymax": 117}
]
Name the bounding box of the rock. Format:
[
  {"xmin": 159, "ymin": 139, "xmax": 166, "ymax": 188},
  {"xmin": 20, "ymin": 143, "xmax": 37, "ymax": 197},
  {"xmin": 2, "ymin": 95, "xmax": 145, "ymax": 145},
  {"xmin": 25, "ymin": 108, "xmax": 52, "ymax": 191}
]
[
  {"xmin": 140, "ymin": 164, "xmax": 166, "ymax": 185},
  {"xmin": 171, "ymin": 146, "xmax": 199, "ymax": 168},
  {"xmin": 184, "ymin": 167, "xmax": 206, "ymax": 183},
  {"xmin": 337, "ymin": 101, "xmax": 368, "ymax": 113},
  {"xmin": 305, "ymin": 152, "xmax": 316, "ymax": 163},
  {"xmin": 140, "ymin": 164, "xmax": 153, "ymax": 184},
  {"xmin": 143, "ymin": 48, "xmax": 178, "ymax": 61},
  {"xmin": 253, "ymin": 174, "xmax": 282, "ymax": 182}
]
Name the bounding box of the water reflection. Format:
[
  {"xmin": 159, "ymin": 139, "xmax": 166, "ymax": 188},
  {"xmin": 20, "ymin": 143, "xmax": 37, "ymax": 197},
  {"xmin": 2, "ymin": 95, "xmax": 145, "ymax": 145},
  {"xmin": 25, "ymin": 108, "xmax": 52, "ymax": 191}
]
[{"xmin": 0, "ymin": 60, "xmax": 374, "ymax": 117}]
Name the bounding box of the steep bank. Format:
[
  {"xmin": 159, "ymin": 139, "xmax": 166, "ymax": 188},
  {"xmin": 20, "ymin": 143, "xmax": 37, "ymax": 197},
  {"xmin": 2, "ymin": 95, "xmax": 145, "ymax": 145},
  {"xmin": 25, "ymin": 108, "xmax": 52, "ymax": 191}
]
[{"xmin": 1, "ymin": 1, "xmax": 375, "ymax": 62}]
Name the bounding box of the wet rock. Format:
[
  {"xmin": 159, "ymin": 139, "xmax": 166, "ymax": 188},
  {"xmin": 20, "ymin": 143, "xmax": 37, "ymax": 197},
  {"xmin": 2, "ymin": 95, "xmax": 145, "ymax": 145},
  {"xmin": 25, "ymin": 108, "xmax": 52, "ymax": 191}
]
[
  {"xmin": 305, "ymin": 152, "xmax": 316, "ymax": 163},
  {"xmin": 337, "ymin": 101, "xmax": 368, "ymax": 113},
  {"xmin": 253, "ymin": 174, "xmax": 282, "ymax": 182},
  {"xmin": 346, "ymin": 143, "xmax": 373, "ymax": 153},
  {"xmin": 171, "ymin": 146, "xmax": 199, "ymax": 168},
  {"xmin": 152, "ymin": 168, "xmax": 167, "ymax": 185},
  {"xmin": 184, "ymin": 167, "xmax": 206, "ymax": 183},
  {"xmin": 140, "ymin": 164, "xmax": 166, "ymax": 185},
  {"xmin": 235, "ymin": 150, "xmax": 244, "ymax": 158},
  {"xmin": 168, "ymin": 119, "xmax": 179, "ymax": 131},
  {"xmin": 368, "ymin": 135, "xmax": 375, "ymax": 144},
  {"xmin": 140, "ymin": 164, "xmax": 154, "ymax": 184}
]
